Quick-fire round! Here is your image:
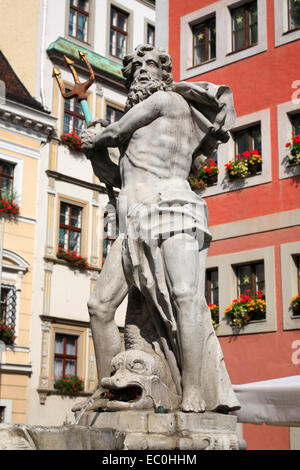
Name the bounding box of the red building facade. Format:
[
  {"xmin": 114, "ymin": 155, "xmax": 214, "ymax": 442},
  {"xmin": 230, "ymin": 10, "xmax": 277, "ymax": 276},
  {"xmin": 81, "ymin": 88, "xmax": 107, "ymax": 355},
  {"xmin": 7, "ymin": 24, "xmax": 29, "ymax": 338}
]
[{"xmin": 158, "ymin": 0, "xmax": 300, "ymax": 450}]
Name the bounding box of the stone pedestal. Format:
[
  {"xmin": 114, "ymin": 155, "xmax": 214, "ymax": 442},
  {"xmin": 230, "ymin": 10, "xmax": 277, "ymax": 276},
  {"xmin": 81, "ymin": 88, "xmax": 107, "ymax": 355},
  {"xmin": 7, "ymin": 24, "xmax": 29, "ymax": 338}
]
[
  {"xmin": 77, "ymin": 410, "xmax": 245, "ymax": 450},
  {"xmin": 0, "ymin": 424, "xmax": 125, "ymax": 450}
]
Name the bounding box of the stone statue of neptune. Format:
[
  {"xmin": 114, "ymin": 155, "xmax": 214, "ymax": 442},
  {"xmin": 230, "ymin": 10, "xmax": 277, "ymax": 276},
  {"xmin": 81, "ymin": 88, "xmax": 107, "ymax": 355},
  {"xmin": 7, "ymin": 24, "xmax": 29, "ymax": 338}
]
[{"xmin": 72, "ymin": 44, "xmax": 240, "ymax": 415}]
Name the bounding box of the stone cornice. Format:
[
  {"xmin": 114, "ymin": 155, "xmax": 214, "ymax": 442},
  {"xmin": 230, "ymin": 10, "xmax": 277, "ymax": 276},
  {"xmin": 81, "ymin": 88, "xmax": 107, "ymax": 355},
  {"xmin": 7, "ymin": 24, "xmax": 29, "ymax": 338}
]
[
  {"xmin": 0, "ymin": 99, "xmax": 56, "ymax": 137},
  {"xmin": 46, "ymin": 169, "xmax": 119, "ymax": 195}
]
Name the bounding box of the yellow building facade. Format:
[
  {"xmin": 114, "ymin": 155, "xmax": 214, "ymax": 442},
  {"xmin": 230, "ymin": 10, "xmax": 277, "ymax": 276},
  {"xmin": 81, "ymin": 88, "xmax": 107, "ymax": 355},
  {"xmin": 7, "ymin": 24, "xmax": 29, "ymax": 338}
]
[
  {"xmin": 0, "ymin": 50, "xmax": 55, "ymax": 423},
  {"xmin": 0, "ymin": 0, "xmax": 155, "ymax": 426}
]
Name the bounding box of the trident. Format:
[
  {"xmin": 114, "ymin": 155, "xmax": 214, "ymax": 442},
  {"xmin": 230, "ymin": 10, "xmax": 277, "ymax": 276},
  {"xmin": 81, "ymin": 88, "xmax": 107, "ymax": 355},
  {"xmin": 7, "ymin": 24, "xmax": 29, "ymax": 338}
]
[{"xmin": 52, "ymin": 52, "xmax": 116, "ymax": 202}]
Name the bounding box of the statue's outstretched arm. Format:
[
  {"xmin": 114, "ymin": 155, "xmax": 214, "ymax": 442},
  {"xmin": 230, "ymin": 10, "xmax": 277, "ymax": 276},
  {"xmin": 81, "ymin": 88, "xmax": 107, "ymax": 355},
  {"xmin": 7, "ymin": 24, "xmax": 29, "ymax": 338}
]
[{"xmin": 94, "ymin": 90, "xmax": 168, "ymax": 149}]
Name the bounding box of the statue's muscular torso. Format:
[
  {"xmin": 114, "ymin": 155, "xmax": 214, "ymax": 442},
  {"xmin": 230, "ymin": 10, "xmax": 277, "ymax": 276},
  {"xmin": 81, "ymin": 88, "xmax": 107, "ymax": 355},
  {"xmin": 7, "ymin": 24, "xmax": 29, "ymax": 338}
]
[{"xmin": 118, "ymin": 91, "xmax": 199, "ymax": 213}]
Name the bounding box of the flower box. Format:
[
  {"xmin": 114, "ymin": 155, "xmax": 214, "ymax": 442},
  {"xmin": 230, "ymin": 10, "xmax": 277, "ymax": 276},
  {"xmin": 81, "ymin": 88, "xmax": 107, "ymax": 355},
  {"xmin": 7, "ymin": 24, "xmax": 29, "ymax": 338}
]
[
  {"xmin": 60, "ymin": 131, "xmax": 82, "ymax": 153},
  {"xmin": 224, "ymin": 290, "xmax": 266, "ymax": 329},
  {"xmin": 54, "ymin": 375, "xmax": 83, "ymax": 394},
  {"xmin": 57, "ymin": 246, "xmax": 89, "ymax": 270},
  {"xmin": 225, "ymin": 150, "xmax": 262, "ymax": 179},
  {"xmin": 0, "ymin": 322, "xmax": 16, "ymax": 345},
  {"xmin": 291, "ymin": 293, "xmax": 300, "ymax": 316},
  {"xmin": 286, "ymin": 134, "xmax": 300, "ymax": 166},
  {"xmin": 189, "ymin": 158, "xmax": 218, "ymax": 190},
  {"xmin": 0, "ymin": 199, "xmax": 20, "ymax": 218}
]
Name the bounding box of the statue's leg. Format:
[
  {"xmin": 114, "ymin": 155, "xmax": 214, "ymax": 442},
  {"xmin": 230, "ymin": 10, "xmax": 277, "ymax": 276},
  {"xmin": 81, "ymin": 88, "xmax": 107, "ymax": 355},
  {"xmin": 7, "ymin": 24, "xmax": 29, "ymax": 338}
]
[
  {"xmin": 88, "ymin": 235, "xmax": 128, "ymax": 384},
  {"xmin": 72, "ymin": 236, "xmax": 128, "ymax": 412},
  {"xmin": 161, "ymin": 233, "xmax": 205, "ymax": 412}
]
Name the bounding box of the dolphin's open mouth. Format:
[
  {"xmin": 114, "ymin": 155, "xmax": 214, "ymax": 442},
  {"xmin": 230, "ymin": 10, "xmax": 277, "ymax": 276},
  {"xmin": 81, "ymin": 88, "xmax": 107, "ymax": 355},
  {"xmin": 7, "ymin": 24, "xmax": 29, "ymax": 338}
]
[{"xmin": 105, "ymin": 385, "xmax": 143, "ymax": 403}]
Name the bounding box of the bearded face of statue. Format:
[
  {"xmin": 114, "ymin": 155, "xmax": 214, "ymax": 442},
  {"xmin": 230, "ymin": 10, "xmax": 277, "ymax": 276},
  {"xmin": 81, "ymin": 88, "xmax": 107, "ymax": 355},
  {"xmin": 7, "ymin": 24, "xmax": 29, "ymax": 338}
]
[{"xmin": 125, "ymin": 50, "xmax": 173, "ymax": 112}]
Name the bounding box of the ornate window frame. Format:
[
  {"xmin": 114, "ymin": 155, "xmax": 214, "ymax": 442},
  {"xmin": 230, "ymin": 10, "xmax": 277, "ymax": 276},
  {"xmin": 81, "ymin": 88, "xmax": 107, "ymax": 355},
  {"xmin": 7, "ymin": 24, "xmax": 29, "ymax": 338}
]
[
  {"xmin": 0, "ymin": 250, "xmax": 29, "ymax": 346},
  {"xmin": 207, "ymin": 246, "xmax": 276, "ymax": 336},
  {"xmin": 64, "ymin": 0, "xmax": 96, "ymax": 49},
  {"xmin": 277, "ymin": 100, "xmax": 300, "ymax": 180},
  {"xmin": 106, "ymin": 0, "xmax": 134, "ymax": 64},
  {"xmin": 274, "ymin": 0, "xmax": 300, "ymax": 48},
  {"xmin": 0, "ymin": 399, "xmax": 12, "ymax": 423},
  {"xmin": 55, "ymin": 195, "xmax": 88, "ymax": 260},
  {"xmin": 180, "ymin": 0, "xmax": 267, "ymax": 80},
  {"xmin": 0, "ymin": 152, "xmax": 23, "ymax": 208},
  {"xmin": 280, "ymin": 241, "xmax": 300, "ymax": 331},
  {"xmin": 197, "ymin": 108, "xmax": 271, "ymax": 197}
]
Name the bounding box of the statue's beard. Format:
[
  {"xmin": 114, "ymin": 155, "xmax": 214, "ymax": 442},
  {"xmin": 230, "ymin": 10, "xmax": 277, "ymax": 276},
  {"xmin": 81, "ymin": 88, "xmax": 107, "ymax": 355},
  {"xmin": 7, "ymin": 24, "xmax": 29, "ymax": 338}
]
[{"xmin": 125, "ymin": 75, "xmax": 172, "ymax": 112}]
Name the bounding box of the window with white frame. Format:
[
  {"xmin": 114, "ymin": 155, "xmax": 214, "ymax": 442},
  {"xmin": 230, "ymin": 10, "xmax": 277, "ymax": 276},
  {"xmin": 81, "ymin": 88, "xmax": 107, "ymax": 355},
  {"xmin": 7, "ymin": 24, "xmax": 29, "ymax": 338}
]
[
  {"xmin": 110, "ymin": 6, "xmax": 128, "ymax": 59},
  {"xmin": 274, "ymin": 0, "xmax": 300, "ymax": 47},
  {"xmin": 0, "ymin": 160, "xmax": 15, "ymax": 199},
  {"xmin": 54, "ymin": 333, "xmax": 78, "ymax": 378},
  {"xmin": 277, "ymin": 101, "xmax": 300, "ymax": 179},
  {"xmin": 205, "ymin": 269, "xmax": 219, "ymax": 305},
  {"xmin": 102, "ymin": 206, "xmax": 117, "ymax": 265},
  {"xmin": 69, "ymin": 0, "xmax": 89, "ymax": 43},
  {"xmin": 206, "ymin": 246, "xmax": 276, "ymax": 336},
  {"xmin": 59, "ymin": 202, "xmax": 82, "ymax": 253},
  {"xmin": 291, "ymin": 112, "xmax": 300, "ymax": 134},
  {"xmin": 280, "ymin": 242, "xmax": 300, "ymax": 330},
  {"xmin": 236, "ymin": 261, "xmax": 266, "ymax": 321},
  {"xmin": 192, "ymin": 16, "xmax": 216, "ymax": 66},
  {"xmin": 180, "ymin": 0, "xmax": 267, "ymax": 80},
  {"xmin": 0, "ymin": 284, "xmax": 17, "ymax": 330},
  {"xmin": 234, "ymin": 124, "xmax": 262, "ymax": 155},
  {"xmin": 288, "ymin": 0, "xmax": 300, "ymax": 31},
  {"xmin": 147, "ymin": 23, "xmax": 155, "ymax": 46},
  {"xmin": 0, "ymin": 407, "xmax": 5, "ymax": 423},
  {"xmin": 106, "ymin": 105, "xmax": 124, "ymax": 125},
  {"xmin": 231, "ymin": 1, "xmax": 258, "ymax": 53}
]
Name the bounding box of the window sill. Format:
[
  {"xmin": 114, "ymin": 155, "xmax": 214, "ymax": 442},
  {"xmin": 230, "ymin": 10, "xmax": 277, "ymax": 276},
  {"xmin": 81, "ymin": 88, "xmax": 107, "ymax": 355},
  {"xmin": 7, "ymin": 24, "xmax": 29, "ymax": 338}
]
[
  {"xmin": 44, "ymin": 255, "xmax": 101, "ymax": 272},
  {"xmin": 226, "ymin": 43, "xmax": 258, "ymax": 57},
  {"xmin": 187, "ymin": 58, "xmax": 216, "ymax": 70},
  {"xmin": 37, "ymin": 387, "xmax": 91, "ymax": 405},
  {"xmin": 283, "ymin": 27, "xmax": 300, "ymax": 36}
]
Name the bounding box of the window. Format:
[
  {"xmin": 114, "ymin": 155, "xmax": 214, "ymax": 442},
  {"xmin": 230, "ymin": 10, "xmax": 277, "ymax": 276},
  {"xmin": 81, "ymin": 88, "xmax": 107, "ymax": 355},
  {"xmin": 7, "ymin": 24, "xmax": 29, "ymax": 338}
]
[
  {"xmin": 291, "ymin": 113, "xmax": 300, "ymax": 134},
  {"xmin": 237, "ymin": 262, "xmax": 265, "ymax": 297},
  {"xmin": 147, "ymin": 24, "xmax": 155, "ymax": 46},
  {"xmin": 297, "ymin": 256, "xmax": 300, "ymax": 291},
  {"xmin": 234, "ymin": 124, "xmax": 261, "ymax": 155},
  {"xmin": 63, "ymin": 88, "xmax": 85, "ymax": 135},
  {"xmin": 69, "ymin": 0, "xmax": 89, "ymax": 42},
  {"xmin": 110, "ymin": 6, "xmax": 128, "ymax": 59},
  {"xmin": 54, "ymin": 333, "xmax": 78, "ymax": 378},
  {"xmin": 0, "ymin": 161, "xmax": 15, "ymax": 199},
  {"xmin": 231, "ymin": 1, "xmax": 257, "ymax": 52},
  {"xmin": 59, "ymin": 202, "xmax": 82, "ymax": 253},
  {"xmin": 192, "ymin": 17, "xmax": 216, "ymax": 66},
  {"xmin": 0, "ymin": 285, "xmax": 16, "ymax": 329},
  {"xmin": 288, "ymin": 0, "xmax": 300, "ymax": 31},
  {"xmin": 106, "ymin": 105, "xmax": 124, "ymax": 125},
  {"xmin": 0, "ymin": 407, "xmax": 5, "ymax": 423},
  {"xmin": 205, "ymin": 269, "xmax": 219, "ymax": 305},
  {"xmin": 205, "ymin": 269, "xmax": 219, "ymax": 325},
  {"xmin": 237, "ymin": 261, "xmax": 265, "ymax": 321},
  {"xmin": 102, "ymin": 206, "xmax": 118, "ymax": 265}
]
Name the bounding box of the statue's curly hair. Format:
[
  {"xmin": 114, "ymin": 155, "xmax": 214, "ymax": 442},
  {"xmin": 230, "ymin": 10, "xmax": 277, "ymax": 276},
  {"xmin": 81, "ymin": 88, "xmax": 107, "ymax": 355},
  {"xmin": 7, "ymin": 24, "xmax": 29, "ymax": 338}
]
[{"xmin": 122, "ymin": 44, "xmax": 173, "ymax": 90}]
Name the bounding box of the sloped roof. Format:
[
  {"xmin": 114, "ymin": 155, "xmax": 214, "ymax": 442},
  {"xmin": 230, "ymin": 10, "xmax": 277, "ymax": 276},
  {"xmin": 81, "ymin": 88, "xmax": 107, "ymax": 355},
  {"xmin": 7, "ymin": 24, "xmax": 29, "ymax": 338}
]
[{"xmin": 0, "ymin": 50, "xmax": 46, "ymax": 112}]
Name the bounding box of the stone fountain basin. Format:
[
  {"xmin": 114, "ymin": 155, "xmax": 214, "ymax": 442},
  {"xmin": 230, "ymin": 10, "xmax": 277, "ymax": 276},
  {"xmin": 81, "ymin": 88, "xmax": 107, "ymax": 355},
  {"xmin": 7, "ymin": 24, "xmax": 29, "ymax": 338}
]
[{"xmin": 0, "ymin": 423, "xmax": 125, "ymax": 450}]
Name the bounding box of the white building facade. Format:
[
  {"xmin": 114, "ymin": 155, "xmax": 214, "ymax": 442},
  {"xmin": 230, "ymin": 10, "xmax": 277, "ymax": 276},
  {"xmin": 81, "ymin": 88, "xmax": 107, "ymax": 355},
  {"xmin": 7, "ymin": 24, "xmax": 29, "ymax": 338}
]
[{"xmin": 27, "ymin": 0, "xmax": 156, "ymax": 426}]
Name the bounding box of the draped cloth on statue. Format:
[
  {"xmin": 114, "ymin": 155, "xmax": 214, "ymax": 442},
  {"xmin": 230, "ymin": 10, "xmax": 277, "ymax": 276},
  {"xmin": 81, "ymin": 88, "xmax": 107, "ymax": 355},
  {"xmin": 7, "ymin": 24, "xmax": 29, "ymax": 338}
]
[
  {"xmin": 122, "ymin": 182, "xmax": 240, "ymax": 411},
  {"xmin": 173, "ymin": 81, "xmax": 237, "ymax": 166},
  {"xmin": 121, "ymin": 82, "xmax": 240, "ymax": 411}
]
